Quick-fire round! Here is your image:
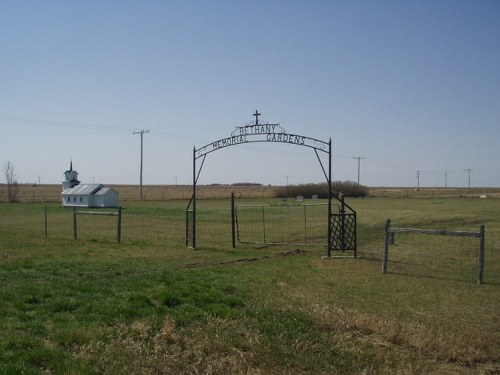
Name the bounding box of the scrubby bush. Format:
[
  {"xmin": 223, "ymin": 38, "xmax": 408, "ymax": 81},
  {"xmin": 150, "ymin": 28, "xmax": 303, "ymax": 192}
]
[
  {"xmin": 231, "ymin": 182, "xmax": 263, "ymax": 186},
  {"xmin": 274, "ymin": 181, "xmax": 369, "ymax": 199}
]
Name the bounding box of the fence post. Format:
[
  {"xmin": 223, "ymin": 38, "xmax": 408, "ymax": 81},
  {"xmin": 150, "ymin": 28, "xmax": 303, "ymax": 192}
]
[
  {"xmin": 479, "ymin": 225, "xmax": 485, "ymax": 285},
  {"xmin": 73, "ymin": 207, "xmax": 77, "ymax": 240},
  {"xmin": 44, "ymin": 204, "xmax": 48, "ymax": 238},
  {"xmin": 262, "ymin": 206, "xmax": 266, "ymax": 245},
  {"xmin": 117, "ymin": 207, "xmax": 122, "ymax": 244},
  {"xmin": 303, "ymin": 205, "xmax": 307, "ymax": 245},
  {"xmin": 231, "ymin": 193, "xmax": 236, "ymax": 248},
  {"xmin": 383, "ymin": 219, "xmax": 391, "ymax": 273}
]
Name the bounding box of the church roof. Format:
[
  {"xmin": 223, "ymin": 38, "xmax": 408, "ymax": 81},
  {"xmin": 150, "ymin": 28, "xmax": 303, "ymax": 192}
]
[
  {"xmin": 94, "ymin": 187, "xmax": 117, "ymax": 196},
  {"xmin": 62, "ymin": 184, "xmax": 103, "ymax": 196}
]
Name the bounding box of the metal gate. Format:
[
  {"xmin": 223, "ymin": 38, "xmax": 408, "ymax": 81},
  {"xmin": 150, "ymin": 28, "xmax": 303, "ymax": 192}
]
[
  {"xmin": 329, "ymin": 195, "xmax": 357, "ymax": 257},
  {"xmin": 185, "ymin": 208, "xmax": 194, "ymax": 248}
]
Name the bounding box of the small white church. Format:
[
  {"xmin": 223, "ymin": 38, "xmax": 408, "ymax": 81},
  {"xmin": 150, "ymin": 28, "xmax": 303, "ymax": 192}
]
[{"xmin": 61, "ymin": 162, "xmax": 119, "ymax": 208}]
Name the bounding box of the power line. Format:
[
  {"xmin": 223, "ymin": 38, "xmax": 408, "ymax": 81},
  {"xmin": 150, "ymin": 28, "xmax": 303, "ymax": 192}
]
[
  {"xmin": 0, "ymin": 114, "xmax": 202, "ymax": 143},
  {"xmin": 0, "ymin": 115, "xmax": 136, "ymax": 132}
]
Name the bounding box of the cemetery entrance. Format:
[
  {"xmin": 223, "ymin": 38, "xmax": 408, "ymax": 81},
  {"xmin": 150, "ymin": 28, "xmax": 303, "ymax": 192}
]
[{"xmin": 186, "ymin": 112, "xmax": 356, "ymax": 257}]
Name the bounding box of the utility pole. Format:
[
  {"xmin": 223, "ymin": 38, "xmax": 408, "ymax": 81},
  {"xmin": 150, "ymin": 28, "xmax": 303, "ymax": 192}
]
[
  {"xmin": 416, "ymin": 170, "xmax": 421, "ymax": 190},
  {"xmin": 133, "ymin": 129, "xmax": 150, "ymax": 200},
  {"xmin": 443, "ymin": 172, "xmax": 448, "ymax": 188},
  {"xmin": 465, "ymin": 168, "xmax": 473, "ymax": 192},
  {"xmin": 353, "ymin": 156, "xmax": 366, "ymax": 185}
]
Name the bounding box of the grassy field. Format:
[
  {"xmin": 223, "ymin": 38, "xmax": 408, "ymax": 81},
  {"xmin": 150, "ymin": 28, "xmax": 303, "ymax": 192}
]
[{"xmin": 0, "ymin": 197, "xmax": 499, "ymax": 374}]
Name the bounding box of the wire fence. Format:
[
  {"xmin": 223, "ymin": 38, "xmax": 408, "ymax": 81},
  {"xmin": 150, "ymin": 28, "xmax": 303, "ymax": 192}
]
[
  {"xmin": 235, "ymin": 203, "xmax": 328, "ymax": 246},
  {"xmin": 1, "ymin": 203, "xmax": 499, "ymax": 284},
  {"xmin": 0, "ymin": 203, "xmax": 230, "ymax": 248},
  {"xmin": 356, "ymin": 221, "xmax": 500, "ymax": 285}
]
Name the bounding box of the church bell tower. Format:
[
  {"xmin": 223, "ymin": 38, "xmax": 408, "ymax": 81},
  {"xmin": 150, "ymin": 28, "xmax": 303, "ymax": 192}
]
[{"xmin": 62, "ymin": 161, "xmax": 80, "ymax": 191}]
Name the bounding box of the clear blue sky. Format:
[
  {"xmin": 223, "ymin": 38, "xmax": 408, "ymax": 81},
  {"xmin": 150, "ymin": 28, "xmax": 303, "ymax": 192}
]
[{"xmin": 1, "ymin": 1, "xmax": 499, "ymax": 187}]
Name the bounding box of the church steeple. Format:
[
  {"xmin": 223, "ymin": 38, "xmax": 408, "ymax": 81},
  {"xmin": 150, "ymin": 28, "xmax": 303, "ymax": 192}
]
[{"xmin": 63, "ymin": 161, "xmax": 80, "ymax": 191}]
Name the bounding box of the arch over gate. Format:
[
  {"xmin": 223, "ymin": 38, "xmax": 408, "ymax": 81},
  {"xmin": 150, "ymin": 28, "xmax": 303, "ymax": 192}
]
[{"xmin": 186, "ymin": 111, "xmax": 356, "ymax": 257}]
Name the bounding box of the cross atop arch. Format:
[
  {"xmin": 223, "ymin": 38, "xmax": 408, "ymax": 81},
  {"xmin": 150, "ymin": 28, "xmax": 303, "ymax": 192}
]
[{"xmin": 253, "ymin": 110, "xmax": 261, "ymax": 125}]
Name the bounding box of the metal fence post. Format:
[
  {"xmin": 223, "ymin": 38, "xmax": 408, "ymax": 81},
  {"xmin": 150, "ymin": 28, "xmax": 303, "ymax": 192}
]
[
  {"xmin": 117, "ymin": 207, "xmax": 122, "ymax": 244},
  {"xmin": 303, "ymin": 204, "xmax": 307, "ymax": 245},
  {"xmin": 340, "ymin": 193, "xmax": 346, "ymax": 251},
  {"xmin": 73, "ymin": 207, "xmax": 77, "ymax": 240},
  {"xmin": 383, "ymin": 219, "xmax": 391, "ymax": 273},
  {"xmin": 231, "ymin": 193, "xmax": 236, "ymax": 248},
  {"xmin": 44, "ymin": 204, "xmax": 48, "ymax": 238},
  {"xmin": 479, "ymin": 225, "xmax": 485, "ymax": 285},
  {"xmin": 262, "ymin": 206, "xmax": 266, "ymax": 245}
]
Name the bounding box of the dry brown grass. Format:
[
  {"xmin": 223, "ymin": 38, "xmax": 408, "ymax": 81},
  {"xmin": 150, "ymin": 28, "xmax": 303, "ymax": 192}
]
[
  {"xmin": 75, "ymin": 317, "xmax": 267, "ymax": 375},
  {"xmin": 311, "ymin": 303, "xmax": 500, "ymax": 374},
  {"xmin": 73, "ymin": 304, "xmax": 500, "ymax": 374}
]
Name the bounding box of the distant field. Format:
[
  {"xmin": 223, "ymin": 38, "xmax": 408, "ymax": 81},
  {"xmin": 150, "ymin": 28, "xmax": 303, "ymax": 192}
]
[
  {"xmin": 2, "ymin": 184, "xmax": 274, "ymax": 202},
  {"xmin": 370, "ymin": 186, "xmax": 500, "ymax": 199},
  {"xmin": 1, "ymin": 197, "xmax": 499, "ymax": 373},
  {"xmin": 2, "ymin": 183, "xmax": 500, "ymax": 203}
]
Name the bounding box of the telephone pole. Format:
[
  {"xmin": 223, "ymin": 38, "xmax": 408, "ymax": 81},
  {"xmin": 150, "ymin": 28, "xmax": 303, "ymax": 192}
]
[
  {"xmin": 416, "ymin": 170, "xmax": 421, "ymax": 190},
  {"xmin": 353, "ymin": 156, "xmax": 366, "ymax": 185},
  {"xmin": 443, "ymin": 171, "xmax": 448, "ymax": 188},
  {"xmin": 465, "ymin": 168, "xmax": 473, "ymax": 192},
  {"xmin": 133, "ymin": 129, "xmax": 150, "ymax": 200}
]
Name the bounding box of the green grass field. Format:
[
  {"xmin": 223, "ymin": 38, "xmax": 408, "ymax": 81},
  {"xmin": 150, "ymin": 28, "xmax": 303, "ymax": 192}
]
[{"xmin": 1, "ymin": 197, "xmax": 499, "ymax": 374}]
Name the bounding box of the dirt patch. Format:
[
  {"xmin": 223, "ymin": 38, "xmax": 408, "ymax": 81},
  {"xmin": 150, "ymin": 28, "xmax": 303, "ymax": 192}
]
[{"xmin": 179, "ymin": 249, "xmax": 307, "ymax": 269}]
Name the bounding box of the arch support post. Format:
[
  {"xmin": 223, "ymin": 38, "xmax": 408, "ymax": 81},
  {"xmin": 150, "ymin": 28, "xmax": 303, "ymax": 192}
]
[
  {"xmin": 192, "ymin": 146, "xmax": 196, "ymax": 249},
  {"xmin": 327, "ymin": 138, "xmax": 333, "ymax": 257}
]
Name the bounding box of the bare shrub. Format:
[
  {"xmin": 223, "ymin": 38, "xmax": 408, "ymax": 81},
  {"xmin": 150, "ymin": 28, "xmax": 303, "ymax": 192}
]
[
  {"xmin": 3, "ymin": 160, "xmax": 20, "ymax": 202},
  {"xmin": 274, "ymin": 181, "xmax": 369, "ymax": 199}
]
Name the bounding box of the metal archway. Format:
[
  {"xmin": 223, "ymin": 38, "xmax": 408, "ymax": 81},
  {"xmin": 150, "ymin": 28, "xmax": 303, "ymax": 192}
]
[{"xmin": 186, "ymin": 111, "xmax": 356, "ymax": 257}]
